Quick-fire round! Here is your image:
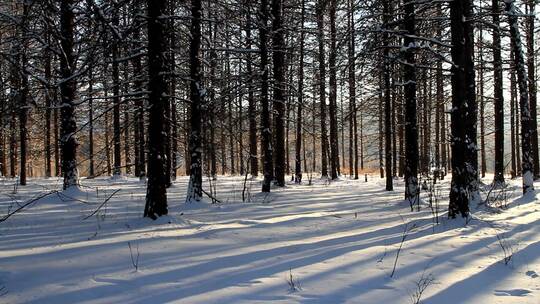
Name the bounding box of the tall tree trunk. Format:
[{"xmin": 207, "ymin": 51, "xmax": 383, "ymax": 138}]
[
  {"xmin": 527, "ymin": 0, "xmax": 539, "ymax": 178},
  {"xmin": 59, "ymin": 0, "xmax": 79, "ymax": 189},
  {"xmin": 391, "ymin": 72, "xmax": 397, "ymax": 178},
  {"xmin": 479, "ymin": 30, "xmax": 486, "ymax": 179},
  {"xmin": 295, "ymin": 0, "xmax": 305, "ymax": 184},
  {"xmin": 435, "ymin": 15, "xmax": 442, "ymax": 177},
  {"xmin": 492, "ymin": 0, "xmax": 505, "ymax": 184},
  {"xmin": 19, "ymin": 3, "xmax": 29, "ymax": 185},
  {"xmin": 186, "ymin": 0, "xmax": 204, "ymax": 201},
  {"xmin": 511, "ymin": 48, "xmax": 517, "ymax": 178},
  {"xmin": 88, "ymin": 67, "xmax": 94, "ymax": 178},
  {"xmin": 54, "ymin": 89, "xmax": 60, "ymax": 177},
  {"xmin": 123, "ymin": 65, "xmax": 132, "ymax": 175},
  {"xmin": 132, "ymin": 1, "xmax": 146, "ymax": 179},
  {"xmin": 378, "ymin": 76, "xmax": 384, "ymax": 179},
  {"xmin": 397, "ymin": 81, "xmax": 404, "ymax": 178},
  {"xmin": 316, "ymin": 0, "xmax": 328, "ymax": 178},
  {"xmin": 144, "ymin": 0, "xmax": 169, "ymax": 217},
  {"xmin": 328, "ymin": 0, "xmax": 339, "ymax": 180},
  {"xmin": 112, "ymin": 9, "xmax": 122, "ymax": 177},
  {"xmin": 45, "ymin": 29, "xmax": 53, "ymax": 178},
  {"xmin": 272, "ymin": 0, "xmax": 285, "ymax": 187},
  {"xmin": 383, "ymin": 0, "xmax": 393, "ymax": 190},
  {"xmin": 348, "ymin": 0, "xmax": 356, "ymax": 179},
  {"xmin": 260, "ymin": 0, "xmax": 273, "ymax": 192},
  {"xmin": 0, "ymin": 72, "xmax": 5, "ymax": 177},
  {"xmin": 506, "ymin": 0, "xmax": 534, "ymax": 194},
  {"xmin": 246, "ymin": 2, "xmax": 258, "ymax": 177},
  {"xmin": 104, "ymin": 76, "xmax": 112, "ymax": 176},
  {"xmin": 169, "ymin": 2, "xmax": 177, "ymax": 182},
  {"xmin": 9, "ymin": 110, "xmax": 16, "ymax": 178},
  {"xmin": 512, "ymin": 52, "xmax": 521, "ymax": 176},
  {"xmin": 403, "ymin": 0, "xmax": 419, "ymax": 207},
  {"xmin": 449, "ymin": 0, "xmax": 477, "ymax": 218}
]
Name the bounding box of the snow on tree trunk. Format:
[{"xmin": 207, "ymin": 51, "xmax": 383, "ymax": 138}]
[
  {"xmin": 186, "ymin": 0, "xmax": 204, "ymax": 202},
  {"xmin": 328, "ymin": 0, "xmax": 340, "ymax": 180},
  {"xmin": 492, "ymin": 0, "xmax": 505, "ymax": 185},
  {"xmin": 402, "ymin": 0, "xmax": 419, "ymax": 209},
  {"xmin": 505, "ymin": 0, "xmax": 535, "ymax": 194},
  {"xmin": 382, "ymin": 0, "xmax": 393, "ymax": 191},
  {"xmin": 144, "ymin": 0, "xmax": 168, "ymax": 218},
  {"xmin": 260, "ymin": 0, "xmax": 273, "ymax": 192},
  {"xmin": 448, "ymin": 0, "xmax": 478, "ymax": 218},
  {"xmin": 526, "ymin": 0, "xmax": 539, "ymax": 178},
  {"xmin": 272, "ymin": 0, "xmax": 286, "ymax": 187},
  {"xmin": 295, "ymin": 0, "xmax": 305, "ymax": 184},
  {"xmin": 59, "ymin": 0, "xmax": 79, "ymax": 190},
  {"xmin": 316, "ymin": 0, "xmax": 329, "ymax": 179}
]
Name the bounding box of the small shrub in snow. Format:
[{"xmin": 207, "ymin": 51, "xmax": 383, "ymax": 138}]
[
  {"xmin": 496, "ymin": 233, "xmax": 518, "ymax": 265},
  {"xmin": 128, "ymin": 241, "xmax": 140, "ymax": 272},
  {"xmin": 286, "ymin": 268, "xmax": 302, "ymax": 292},
  {"xmin": 0, "ymin": 285, "xmax": 7, "ymax": 297},
  {"xmin": 391, "ymin": 220, "xmax": 417, "ymax": 278},
  {"xmin": 409, "ymin": 271, "xmax": 437, "ymax": 304}
]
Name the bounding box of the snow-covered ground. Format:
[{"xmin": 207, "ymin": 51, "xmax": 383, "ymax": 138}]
[{"xmin": 1, "ymin": 174, "xmax": 540, "ymax": 303}]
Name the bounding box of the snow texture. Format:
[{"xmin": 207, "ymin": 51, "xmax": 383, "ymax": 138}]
[{"xmin": 1, "ymin": 175, "xmax": 540, "ymax": 303}]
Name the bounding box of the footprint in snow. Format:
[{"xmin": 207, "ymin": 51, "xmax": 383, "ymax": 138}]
[
  {"xmin": 526, "ymin": 270, "xmax": 539, "ymax": 278},
  {"xmin": 494, "ymin": 289, "xmax": 532, "ymax": 297}
]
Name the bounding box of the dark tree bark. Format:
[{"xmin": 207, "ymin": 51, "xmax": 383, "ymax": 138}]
[
  {"xmin": 0, "ymin": 60, "xmax": 5, "ymax": 177},
  {"xmin": 295, "ymin": 0, "xmax": 305, "ymax": 184},
  {"xmin": 112, "ymin": 7, "xmax": 122, "ymax": 177},
  {"xmin": 506, "ymin": 0, "xmax": 534, "ymax": 194},
  {"xmin": 19, "ymin": 3, "xmax": 29, "ymax": 185},
  {"xmin": 403, "ymin": 0, "xmax": 419, "ymax": 208},
  {"xmin": 382, "ymin": 0, "xmax": 393, "ymax": 191},
  {"xmin": 348, "ymin": 0, "xmax": 358, "ymax": 180},
  {"xmin": 510, "ymin": 48, "xmax": 517, "ymax": 178},
  {"xmin": 272, "ymin": 0, "xmax": 285, "ymax": 186},
  {"xmin": 492, "ymin": 0, "xmax": 505, "ymax": 184},
  {"xmin": 391, "ymin": 72, "xmax": 397, "ymax": 178},
  {"xmin": 87, "ymin": 66, "xmax": 94, "ymax": 178},
  {"xmin": 186, "ymin": 0, "xmax": 204, "ymax": 201},
  {"xmin": 59, "ymin": 0, "xmax": 79, "ymax": 188},
  {"xmin": 316, "ymin": 0, "xmax": 328, "ymax": 179},
  {"xmin": 328, "ymin": 0, "xmax": 339, "ymax": 180},
  {"xmin": 479, "ymin": 29, "xmax": 486, "ymax": 179},
  {"xmin": 123, "ymin": 64, "xmax": 132, "ymax": 176},
  {"xmin": 44, "ymin": 27, "xmax": 53, "ymax": 178},
  {"xmin": 169, "ymin": 0, "xmax": 177, "ymax": 182},
  {"xmin": 378, "ymin": 75, "xmax": 384, "ymax": 179},
  {"xmin": 9, "ymin": 110, "xmax": 16, "ymax": 178},
  {"xmin": 397, "ymin": 79, "xmax": 404, "ymax": 178},
  {"xmin": 144, "ymin": 0, "xmax": 168, "ymax": 217},
  {"xmin": 104, "ymin": 74, "xmax": 112, "ymax": 176},
  {"xmin": 435, "ymin": 2, "xmax": 442, "ymax": 178},
  {"xmin": 449, "ymin": 0, "xmax": 477, "ymax": 218},
  {"xmin": 512, "ymin": 51, "xmax": 521, "ymax": 176},
  {"xmin": 132, "ymin": 0, "xmax": 146, "ymax": 179},
  {"xmin": 246, "ymin": 2, "xmax": 258, "ymax": 177},
  {"xmin": 53, "ymin": 89, "xmax": 60, "ymax": 177},
  {"xmin": 526, "ymin": 0, "xmax": 539, "ymax": 178},
  {"xmin": 260, "ymin": 0, "xmax": 273, "ymax": 192}
]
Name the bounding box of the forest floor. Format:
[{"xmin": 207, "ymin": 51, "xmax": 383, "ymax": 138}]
[{"xmin": 1, "ymin": 174, "xmax": 540, "ymax": 303}]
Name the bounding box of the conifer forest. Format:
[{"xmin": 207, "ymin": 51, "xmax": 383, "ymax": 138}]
[{"xmin": 2, "ymin": 0, "xmax": 540, "ymax": 303}]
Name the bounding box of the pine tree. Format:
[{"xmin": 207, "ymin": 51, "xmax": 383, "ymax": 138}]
[
  {"xmin": 186, "ymin": 0, "xmax": 204, "ymax": 202},
  {"xmin": 506, "ymin": 0, "xmax": 535, "ymax": 194},
  {"xmin": 144, "ymin": 0, "xmax": 168, "ymax": 218},
  {"xmin": 59, "ymin": 0, "xmax": 79, "ymax": 190},
  {"xmin": 403, "ymin": 0, "xmax": 419, "ymax": 208},
  {"xmin": 448, "ymin": 0, "xmax": 477, "ymax": 218}
]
